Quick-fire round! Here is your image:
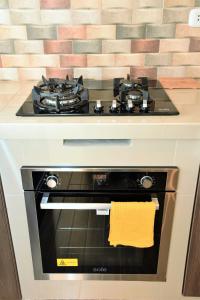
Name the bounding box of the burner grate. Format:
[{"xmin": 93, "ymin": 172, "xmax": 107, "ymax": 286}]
[{"xmin": 32, "ymin": 75, "xmax": 89, "ymax": 114}]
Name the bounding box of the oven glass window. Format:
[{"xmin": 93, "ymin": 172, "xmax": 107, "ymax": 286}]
[{"xmin": 36, "ymin": 193, "xmax": 165, "ymax": 275}]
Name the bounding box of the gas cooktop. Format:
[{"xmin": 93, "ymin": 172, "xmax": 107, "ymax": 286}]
[{"xmin": 16, "ymin": 75, "xmax": 179, "ymax": 116}]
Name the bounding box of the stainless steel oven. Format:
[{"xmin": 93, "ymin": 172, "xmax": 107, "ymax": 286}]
[{"xmin": 21, "ymin": 167, "xmax": 178, "ymax": 281}]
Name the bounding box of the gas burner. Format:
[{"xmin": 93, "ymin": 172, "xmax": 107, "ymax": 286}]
[
  {"xmin": 113, "ymin": 75, "xmax": 154, "ymax": 113},
  {"xmin": 32, "ymin": 75, "xmax": 89, "ymax": 114}
]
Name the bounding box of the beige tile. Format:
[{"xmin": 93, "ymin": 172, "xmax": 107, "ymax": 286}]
[
  {"xmin": 102, "ymin": 9, "xmax": 132, "ymax": 24},
  {"xmin": 14, "ymin": 40, "xmax": 44, "ymax": 54},
  {"xmin": 173, "ymin": 52, "xmax": 200, "ymax": 65},
  {"xmin": 18, "ymin": 67, "xmax": 46, "ymax": 80},
  {"xmin": 115, "ymin": 53, "xmax": 145, "ymax": 66},
  {"xmin": 10, "ymin": 9, "xmax": 40, "ymax": 24},
  {"xmin": 102, "ymin": 67, "xmax": 130, "ymax": 79},
  {"xmin": 74, "ymin": 67, "xmax": 102, "ymax": 79},
  {"xmin": 133, "ymin": 8, "xmax": 163, "ymax": 24},
  {"xmin": 87, "ymin": 54, "xmax": 115, "ymax": 66},
  {"xmin": 176, "ymin": 24, "xmax": 200, "ymax": 38},
  {"xmin": 0, "ymin": 25, "xmax": 27, "ymax": 39},
  {"xmin": 0, "ymin": 68, "xmax": 18, "ymax": 80},
  {"xmin": 102, "ymin": 0, "xmax": 133, "ymax": 8},
  {"xmin": 159, "ymin": 39, "xmax": 190, "ymax": 52},
  {"xmin": 71, "ymin": 0, "xmax": 101, "ymax": 9},
  {"xmin": 157, "ymin": 66, "xmax": 186, "ymax": 77},
  {"xmin": 72, "ymin": 9, "xmax": 101, "ymax": 24},
  {"xmin": 163, "ymin": 8, "xmax": 191, "ymax": 23},
  {"xmin": 164, "ymin": 0, "xmax": 195, "ymax": 7},
  {"xmin": 87, "ymin": 25, "xmax": 116, "ymax": 39},
  {"xmin": 102, "ymin": 39, "xmax": 131, "ymax": 53},
  {"xmin": 40, "ymin": 9, "xmax": 71, "ymax": 24}
]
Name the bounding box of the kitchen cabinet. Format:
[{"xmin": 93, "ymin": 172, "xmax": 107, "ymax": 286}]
[
  {"xmin": 0, "ymin": 176, "xmax": 21, "ymax": 300},
  {"xmin": 183, "ymin": 171, "xmax": 200, "ymax": 296}
]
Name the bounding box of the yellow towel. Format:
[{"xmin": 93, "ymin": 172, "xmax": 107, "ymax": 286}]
[{"xmin": 108, "ymin": 201, "xmax": 156, "ymax": 248}]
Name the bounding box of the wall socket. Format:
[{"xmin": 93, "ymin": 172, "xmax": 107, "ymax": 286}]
[{"xmin": 189, "ymin": 8, "xmax": 200, "ymax": 27}]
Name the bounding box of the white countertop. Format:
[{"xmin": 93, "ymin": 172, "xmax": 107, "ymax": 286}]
[{"xmin": 0, "ymin": 80, "xmax": 200, "ymax": 140}]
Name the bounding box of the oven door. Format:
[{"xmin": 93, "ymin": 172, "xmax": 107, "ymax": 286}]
[{"xmin": 24, "ymin": 191, "xmax": 176, "ymax": 281}]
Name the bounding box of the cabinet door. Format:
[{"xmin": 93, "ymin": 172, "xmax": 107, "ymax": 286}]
[
  {"xmin": 0, "ymin": 177, "xmax": 21, "ymax": 300},
  {"xmin": 183, "ymin": 172, "xmax": 200, "ymax": 296}
]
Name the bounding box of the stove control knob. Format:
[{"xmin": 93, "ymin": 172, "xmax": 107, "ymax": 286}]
[
  {"xmin": 94, "ymin": 100, "xmax": 103, "ymax": 113},
  {"xmin": 140, "ymin": 176, "xmax": 153, "ymax": 189},
  {"xmin": 127, "ymin": 99, "xmax": 134, "ymax": 112},
  {"xmin": 46, "ymin": 175, "xmax": 58, "ymax": 189},
  {"xmin": 110, "ymin": 100, "xmax": 118, "ymax": 113}
]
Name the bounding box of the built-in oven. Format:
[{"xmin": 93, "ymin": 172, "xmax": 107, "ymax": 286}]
[{"xmin": 21, "ymin": 167, "xmax": 178, "ymax": 281}]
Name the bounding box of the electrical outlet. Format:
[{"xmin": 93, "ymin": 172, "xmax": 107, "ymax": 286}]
[{"xmin": 189, "ymin": 8, "xmax": 200, "ymax": 27}]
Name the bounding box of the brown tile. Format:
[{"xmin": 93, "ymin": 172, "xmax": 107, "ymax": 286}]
[
  {"xmin": 44, "ymin": 40, "xmax": 72, "ymax": 54},
  {"xmin": 131, "ymin": 39, "xmax": 159, "ymax": 53},
  {"xmin": 159, "ymin": 77, "xmax": 199, "ymax": 88},
  {"xmin": 58, "ymin": 25, "xmax": 86, "ymax": 39},
  {"xmin": 130, "ymin": 66, "xmax": 157, "ymax": 79},
  {"xmin": 40, "ymin": 0, "xmax": 70, "ymax": 9},
  {"xmin": 189, "ymin": 38, "xmax": 200, "ymax": 52},
  {"xmin": 60, "ymin": 54, "xmax": 86, "ymax": 67},
  {"xmin": 46, "ymin": 67, "xmax": 73, "ymax": 78}
]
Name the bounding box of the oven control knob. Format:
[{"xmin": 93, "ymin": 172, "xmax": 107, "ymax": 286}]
[
  {"xmin": 46, "ymin": 175, "xmax": 58, "ymax": 189},
  {"xmin": 140, "ymin": 176, "xmax": 153, "ymax": 189}
]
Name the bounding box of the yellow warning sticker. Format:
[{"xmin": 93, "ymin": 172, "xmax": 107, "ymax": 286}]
[{"xmin": 57, "ymin": 258, "xmax": 78, "ymax": 267}]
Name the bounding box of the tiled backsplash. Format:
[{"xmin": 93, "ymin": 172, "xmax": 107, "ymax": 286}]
[{"xmin": 0, "ymin": 0, "xmax": 200, "ymax": 80}]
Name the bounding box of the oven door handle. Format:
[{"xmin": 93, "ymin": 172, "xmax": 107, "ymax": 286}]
[{"xmin": 40, "ymin": 193, "xmax": 159, "ymax": 211}]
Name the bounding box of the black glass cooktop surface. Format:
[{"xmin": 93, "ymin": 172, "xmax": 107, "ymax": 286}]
[{"xmin": 16, "ymin": 78, "xmax": 179, "ymax": 117}]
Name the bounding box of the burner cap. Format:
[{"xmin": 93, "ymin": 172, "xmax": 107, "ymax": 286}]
[{"xmin": 127, "ymin": 90, "xmax": 142, "ymax": 101}]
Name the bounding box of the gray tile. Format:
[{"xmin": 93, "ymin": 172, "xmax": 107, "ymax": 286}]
[
  {"xmin": 145, "ymin": 53, "xmax": 172, "ymax": 66},
  {"xmin": 73, "ymin": 40, "xmax": 102, "ymax": 54},
  {"xmin": 0, "ymin": 40, "xmax": 14, "ymax": 53},
  {"xmin": 146, "ymin": 24, "xmax": 176, "ymax": 38},
  {"xmin": 116, "ymin": 25, "xmax": 146, "ymax": 39},
  {"xmin": 27, "ymin": 25, "xmax": 57, "ymax": 40}
]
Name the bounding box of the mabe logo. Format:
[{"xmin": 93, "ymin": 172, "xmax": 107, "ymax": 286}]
[{"xmin": 93, "ymin": 267, "xmax": 107, "ymax": 273}]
